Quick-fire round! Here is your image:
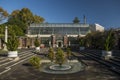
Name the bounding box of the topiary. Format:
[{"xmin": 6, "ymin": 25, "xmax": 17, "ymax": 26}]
[
  {"xmin": 34, "ymin": 37, "xmax": 40, "ymax": 47},
  {"xmin": 29, "ymin": 56, "xmax": 41, "ymax": 69},
  {"xmin": 55, "ymin": 48, "xmax": 65, "ymax": 66},
  {"xmin": 48, "ymin": 47, "xmax": 55, "ymax": 62}
]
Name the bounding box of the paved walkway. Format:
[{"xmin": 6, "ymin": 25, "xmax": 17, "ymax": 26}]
[
  {"xmin": 0, "ymin": 49, "xmax": 119, "ymax": 80},
  {"xmin": 0, "ymin": 49, "xmax": 35, "ymax": 76}
]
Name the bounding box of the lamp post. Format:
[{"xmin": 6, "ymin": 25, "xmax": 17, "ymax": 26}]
[{"xmin": 3, "ymin": 26, "xmax": 8, "ymax": 51}]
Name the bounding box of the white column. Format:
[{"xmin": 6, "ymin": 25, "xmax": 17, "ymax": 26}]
[
  {"xmin": 49, "ymin": 41, "xmax": 51, "ymax": 47},
  {"xmin": 3, "ymin": 26, "xmax": 8, "ymax": 51},
  {"xmin": 69, "ymin": 41, "xmax": 71, "ymax": 46}
]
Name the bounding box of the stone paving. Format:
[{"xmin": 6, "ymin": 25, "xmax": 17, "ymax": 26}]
[
  {"xmin": 0, "ymin": 49, "xmax": 119, "ymax": 80},
  {"xmin": 0, "ymin": 49, "xmax": 35, "ymax": 75},
  {"xmin": 0, "ymin": 59, "xmax": 119, "ymax": 80}
]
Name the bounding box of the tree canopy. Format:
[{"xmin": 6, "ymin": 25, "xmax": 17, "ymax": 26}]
[
  {"xmin": 9, "ymin": 8, "xmax": 44, "ymax": 25},
  {"xmin": 73, "ymin": 17, "xmax": 80, "ymax": 23},
  {"xmin": 0, "ymin": 7, "xmax": 9, "ymax": 23},
  {"xmin": 8, "ymin": 8, "xmax": 45, "ymax": 34},
  {"xmin": 0, "ymin": 7, "xmax": 45, "ymax": 36}
]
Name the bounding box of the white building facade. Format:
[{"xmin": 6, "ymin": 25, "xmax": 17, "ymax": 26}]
[{"xmin": 26, "ymin": 23, "xmax": 104, "ymax": 47}]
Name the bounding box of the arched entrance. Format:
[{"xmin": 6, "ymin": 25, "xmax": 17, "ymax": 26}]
[{"xmin": 56, "ymin": 40, "xmax": 63, "ymax": 47}]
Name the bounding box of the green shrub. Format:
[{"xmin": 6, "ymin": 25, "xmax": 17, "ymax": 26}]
[
  {"xmin": 48, "ymin": 47, "xmax": 55, "ymax": 62},
  {"xmin": 29, "ymin": 56, "xmax": 41, "ymax": 69},
  {"xmin": 55, "ymin": 48, "xmax": 65, "ymax": 66},
  {"xmin": 79, "ymin": 37, "xmax": 85, "ymax": 47}
]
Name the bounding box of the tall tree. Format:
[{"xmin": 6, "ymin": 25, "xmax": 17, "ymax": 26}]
[
  {"xmin": 33, "ymin": 15, "xmax": 44, "ymax": 23},
  {"xmin": 73, "ymin": 17, "xmax": 80, "ymax": 23},
  {"xmin": 9, "ymin": 10, "xmax": 20, "ymax": 19},
  {"xmin": 8, "ymin": 8, "xmax": 45, "ymax": 35},
  {"xmin": 0, "ymin": 7, "xmax": 9, "ymax": 23},
  {"xmin": 19, "ymin": 8, "xmax": 34, "ymax": 25},
  {"xmin": 7, "ymin": 18, "xmax": 26, "ymax": 33},
  {"xmin": 8, "ymin": 25, "xmax": 24, "ymax": 36},
  {"xmin": 9, "ymin": 8, "xmax": 45, "ymax": 25}
]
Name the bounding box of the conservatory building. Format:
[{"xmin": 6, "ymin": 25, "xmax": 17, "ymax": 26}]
[{"xmin": 24, "ymin": 23, "xmax": 104, "ymax": 48}]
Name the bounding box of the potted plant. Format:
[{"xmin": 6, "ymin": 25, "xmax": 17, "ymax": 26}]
[
  {"xmin": 6, "ymin": 32, "xmax": 19, "ymax": 57},
  {"xmin": 34, "ymin": 37, "xmax": 40, "ymax": 51},
  {"xmin": 102, "ymin": 29, "xmax": 115, "ymax": 59},
  {"xmin": 79, "ymin": 37, "xmax": 85, "ymax": 50}
]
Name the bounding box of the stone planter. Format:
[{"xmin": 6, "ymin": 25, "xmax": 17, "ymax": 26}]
[
  {"xmin": 102, "ymin": 50, "xmax": 105, "ymax": 57},
  {"xmin": 8, "ymin": 51, "xmax": 18, "ymax": 57},
  {"xmin": 35, "ymin": 47, "xmax": 40, "ymax": 51},
  {"xmin": 102, "ymin": 50, "xmax": 112, "ymax": 59},
  {"xmin": 79, "ymin": 47, "xmax": 85, "ymax": 51}
]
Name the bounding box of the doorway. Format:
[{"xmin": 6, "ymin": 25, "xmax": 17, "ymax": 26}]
[
  {"xmin": 57, "ymin": 40, "xmax": 63, "ymax": 47},
  {"xmin": 58, "ymin": 42, "xmax": 62, "ymax": 47}
]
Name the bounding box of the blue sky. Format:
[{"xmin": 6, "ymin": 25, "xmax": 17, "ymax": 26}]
[{"xmin": 0, "ymin": 0, "xmax": 120, "ymax": 28}]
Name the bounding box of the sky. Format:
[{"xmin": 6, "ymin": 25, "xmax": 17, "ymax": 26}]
[{"xmin": 0, "ymin": 0, "xmax": 120, "ymax": 29}]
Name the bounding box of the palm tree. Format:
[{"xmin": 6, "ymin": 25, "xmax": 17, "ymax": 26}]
[
  {"xmin": 102, "ymin": 29, "xmax": 116, "ymax": 59},
  {"xmin": 103, "ymin": 29, "xmax": 115, "ymax": 51}
]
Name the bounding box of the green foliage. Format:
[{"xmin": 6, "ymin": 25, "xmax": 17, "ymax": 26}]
[
  {"xmin": 48, "ymin": 47, "xmax": 55, "ymax": 62},
  {"xmin": 104, "ymin": 30, "xmax": 115, "ymax": 51},
  {"xmin": 55, "ymin": 48, "xmax": 65, "ymax": 66},
  {"xmin": 0, "ymin": 7, "xmax": 9, "ymax": 22},
  {"xmin": 19, "ymin": 8, "xmax": 34, "ymax": 24},
  {"xmin": 66, "ymin": 47, "xmax": 71, "ymax": 59},
  {"xmin": 85, "ymin": 30, "xmax": 116, "ymax": 50},
  {"xmin": 7, "ymin": 18, "xmax": 27, "ymax": 34},
  {"xmin": 33, "ymin": 15, "xmax": 44, "ymax": 23},
  {"xmin": 6, "ymin": 30, "xmax": 19, "ymax": 51},
  {"xmin": 0, "ymin": 24, "xmax": 5, "ymax": 35},
  {"xmin": 8, "ymin": 25, "xmax": 24, "ymax": 36},
  {"xmin": 0, "ymin": 24, "xmax": 24, "ymax": 36},
  {"xmin": 7, "ymin": 8, "xmax": 45, "ymax": 35},
  {"xmin": 79, "ymin": 37, "xmax": 85, "ymax": 46},
  {"xmin": 85, "ymin": 31, "xmax": 104, "ymax": 49},
  {"xmin": 29, "ymin": 56, "xmax": 41, "ymax": 69},
  {"xmin": 0, "ymin": 7, "xmax": 45, "ymax": 36},
  {"xmin": 34, "ymin": 38, "xmax": 40, "ymax": 47},
  {"xmin": 73, "ymin": 17, "xmax": 80, "ymax": 23}
]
